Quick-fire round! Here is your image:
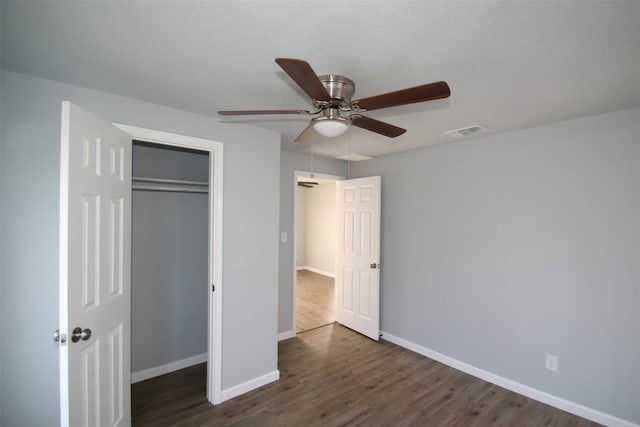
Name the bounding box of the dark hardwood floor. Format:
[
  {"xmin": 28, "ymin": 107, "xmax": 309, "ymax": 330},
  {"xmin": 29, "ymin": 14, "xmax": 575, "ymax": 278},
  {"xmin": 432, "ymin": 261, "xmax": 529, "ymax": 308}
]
[{"xmin": 132, "ymin": 324, "xmax": 600, "ymax": 427}]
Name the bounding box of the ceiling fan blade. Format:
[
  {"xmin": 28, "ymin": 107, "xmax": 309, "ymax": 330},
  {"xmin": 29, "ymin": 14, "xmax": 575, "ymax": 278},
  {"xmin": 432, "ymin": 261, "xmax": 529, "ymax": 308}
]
[
  {"xmin": 351, "ymin": 116, "xmax": 406, "ymax": 138},
  {"xmin": 275, "ymin": 58, "xmax": 331, "ymax": 102},
  {"xmin": 217, "ymin": 109, "xmax": 312, "ymax": 116},
  {"xmin": 354, "ymin": 81, "xmax": 450, "ymax": 111},
  {"xmin": 294, "ymin": 123, "xmax": 316, "ymax": 143}
]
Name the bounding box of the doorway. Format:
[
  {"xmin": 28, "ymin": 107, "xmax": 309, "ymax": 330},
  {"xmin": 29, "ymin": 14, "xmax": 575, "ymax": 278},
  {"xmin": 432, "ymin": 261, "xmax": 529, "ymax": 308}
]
[
  {"xmin": 58, "ymin": 105, "xmax": 224, "ymax": 425},
  {"xmin": 130, "ymin": 140, "xmax": 208, "ymax": 389},
  {"xmin": 293, "ymin": 171, "xmax": 344, "ymax": 335},
  {"xmin": 114, "ymin": 124, "xmax": 224, "ymax": 404}
]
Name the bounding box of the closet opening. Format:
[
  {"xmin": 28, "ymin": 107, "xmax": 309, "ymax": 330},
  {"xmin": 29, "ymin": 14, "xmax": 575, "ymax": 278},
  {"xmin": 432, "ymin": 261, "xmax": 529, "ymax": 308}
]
[{"xmin": 129, "ymin": 139, "xmax": 215, "ymax": 405}]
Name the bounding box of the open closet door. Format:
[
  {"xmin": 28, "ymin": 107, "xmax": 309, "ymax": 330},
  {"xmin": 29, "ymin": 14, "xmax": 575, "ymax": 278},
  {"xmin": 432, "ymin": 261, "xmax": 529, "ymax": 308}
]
[
  {"xmin": 335, "ymin": 176, "xmax": 381, "ymax": 341},
  {"xmin": 59, "ymin": 101, "xmax": 132, "ymax": 426}
]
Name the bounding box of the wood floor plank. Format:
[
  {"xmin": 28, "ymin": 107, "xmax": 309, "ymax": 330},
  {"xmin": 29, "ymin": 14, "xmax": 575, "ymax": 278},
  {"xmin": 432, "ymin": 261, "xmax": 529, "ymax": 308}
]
[
  {"xmin": 296, "ymin": 269, "xmax": 334, "ymax": 332},
  {"xmin": 132, "ymin": 324, "xmax": 601, "ymax": 427}
]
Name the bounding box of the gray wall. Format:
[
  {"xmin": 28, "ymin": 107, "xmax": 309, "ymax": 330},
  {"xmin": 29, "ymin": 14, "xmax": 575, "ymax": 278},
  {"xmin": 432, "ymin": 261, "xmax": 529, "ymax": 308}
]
[
  {"xmin": 131, "ymin": 144, "xmax": 208, "ymax": 372},
  {"xmin": 350, "ymin": 107, "xmax": 640, "ymax": 424},
  {"xmin": 278, "ymin": 151, "xmax": 346, "ymax": 335},
  {"xmin": 0, "ymin": 70, "xmax": 281, "ymax": 427}
]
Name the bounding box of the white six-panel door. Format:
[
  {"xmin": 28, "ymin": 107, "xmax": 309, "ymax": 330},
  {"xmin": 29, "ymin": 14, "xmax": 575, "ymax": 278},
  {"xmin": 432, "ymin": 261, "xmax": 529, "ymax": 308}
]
[
  {"xmin": 59, "ymin": 101, "xmax": 132, "ymax": 426},
  {"xmin": 335, "ymin": 176, "xmax": 381, "ymax": 341}
]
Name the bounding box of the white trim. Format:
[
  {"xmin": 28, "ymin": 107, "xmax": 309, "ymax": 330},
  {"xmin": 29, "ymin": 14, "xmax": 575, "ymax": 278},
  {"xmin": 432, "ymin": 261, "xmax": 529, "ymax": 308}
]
[
  {"xmin": 113, "ymin": 123, "xmax": 224, "ymax": 405},
  {"xmin": 380, "ymin": 331, "xmax": 639, "ymax": 427},
  {"xmin": 58, "ymin": 101, "xmax": 71, "ymax": 427},
  {"xmin": 209, "ymin": 137, "xmax": 224, "ymax": 405},
  {"xmin": 278, "ymin": 330, "xmax": 295, "ymax": 341},
  {"xmin": 296, "ymin": 266, "xmax": 335, "ymax": 278},
  {"xmin": 292, "ymin": 170, "xmax": 345, "ymax": 338},
  {"xmin": 131, "ymin": 353, "xmax": 207, "ymax": 384},
  {"xmin": 220, "ymin": 370, "xmax": 280, "ymax": 403}
]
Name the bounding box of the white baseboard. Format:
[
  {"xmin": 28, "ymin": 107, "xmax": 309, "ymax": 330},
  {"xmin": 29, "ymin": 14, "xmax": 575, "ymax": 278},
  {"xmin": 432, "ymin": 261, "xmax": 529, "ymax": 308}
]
[
  {"xmin": 380, "ymin": 331, "xmax": 638, "ymax": 427},
  {"xmin": 278, "ymin": 330, "xmax": 295, "ymax": 341},
  {"xmin": 297, "ymin": 266, "xmax": 335, "ymax": 278},
  {"xmin": 131, "ymin": 353, "xmax": 207, "ymax": 384},
  {"xmin": 220, "ymin": 370, "xmax": 280, "ymax": 403}
]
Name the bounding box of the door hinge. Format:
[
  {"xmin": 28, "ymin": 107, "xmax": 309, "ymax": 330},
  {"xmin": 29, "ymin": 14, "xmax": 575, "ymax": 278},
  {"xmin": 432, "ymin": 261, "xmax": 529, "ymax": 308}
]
[{"xmin": 211, "ymin": 284, "xmax": 215, "ymax": 292}]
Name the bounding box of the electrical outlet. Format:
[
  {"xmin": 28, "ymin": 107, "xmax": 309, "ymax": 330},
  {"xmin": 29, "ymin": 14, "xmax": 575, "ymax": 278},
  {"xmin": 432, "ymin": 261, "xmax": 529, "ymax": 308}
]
[{"xmin": 546, "ymin": 354, "xmax": 559, "ymax": 372}]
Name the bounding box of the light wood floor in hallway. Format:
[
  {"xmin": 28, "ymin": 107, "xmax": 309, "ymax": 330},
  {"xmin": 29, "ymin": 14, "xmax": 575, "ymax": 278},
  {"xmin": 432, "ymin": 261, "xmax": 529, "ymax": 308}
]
[
  {"xmin": 132, "ymin": 324, "xmax": 600, "ymax": 427},
  {"xmin": 296, "ymin": 269, "xmax": 334, "ymax": 333}
]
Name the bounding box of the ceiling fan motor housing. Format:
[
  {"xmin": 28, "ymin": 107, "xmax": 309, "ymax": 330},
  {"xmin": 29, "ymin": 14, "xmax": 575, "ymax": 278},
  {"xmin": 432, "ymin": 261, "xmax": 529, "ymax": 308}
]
[
  {"xmin": 313, "ymin": 74, "xmax": 356, "ymax": 135},
  {"xmin": 317, "ymin": 74, "xmax": 355, "ymax": 105}
]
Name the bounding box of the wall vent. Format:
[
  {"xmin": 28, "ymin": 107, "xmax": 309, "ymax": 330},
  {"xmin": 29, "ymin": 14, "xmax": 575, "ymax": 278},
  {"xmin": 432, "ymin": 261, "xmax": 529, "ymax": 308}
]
[{"xmin": 445, "ymin": 125, "xmax": 487, "ymax": 137}]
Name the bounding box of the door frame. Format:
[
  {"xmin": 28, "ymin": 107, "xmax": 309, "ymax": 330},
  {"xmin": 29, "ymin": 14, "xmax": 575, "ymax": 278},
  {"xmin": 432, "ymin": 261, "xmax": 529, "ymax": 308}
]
[
  {"xmin": 114, "ymin": 123, "xmax": 224, "ymax": 404},
  {"xmin": 291, "ymin": 170, "xmax": 344, "ymax": 336}
]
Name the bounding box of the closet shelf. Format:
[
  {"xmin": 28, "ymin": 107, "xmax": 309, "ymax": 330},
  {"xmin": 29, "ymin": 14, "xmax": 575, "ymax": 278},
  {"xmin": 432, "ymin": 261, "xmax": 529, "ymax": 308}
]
[
  {"xmin": 132, "ymin": 176, "xmax": 209, "ymax": 194},
  {"xmin": 132, "ymin": 176, "xmax": 208, "ymax": 186}
]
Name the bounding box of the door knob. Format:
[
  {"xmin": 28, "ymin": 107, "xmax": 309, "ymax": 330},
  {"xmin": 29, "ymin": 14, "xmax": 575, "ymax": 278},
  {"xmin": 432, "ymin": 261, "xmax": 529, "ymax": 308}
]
[
  {"xmin": 71, "ymin": 327, "xmax": 92, "ymax": 343},
  {"xmin": 52, "ymin": 329, "xmax": 67, "ymax": 344}
]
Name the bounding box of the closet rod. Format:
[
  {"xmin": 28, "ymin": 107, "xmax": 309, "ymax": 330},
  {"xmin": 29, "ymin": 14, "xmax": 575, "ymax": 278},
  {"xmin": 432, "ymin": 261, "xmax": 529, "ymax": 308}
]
[
  {"xmin": 132, "ymin": 185, "xmax": 208, "ymax": 194},
  {"xmin": 132, "ymin": 176, "xmax": 208, "ymax": 187}
]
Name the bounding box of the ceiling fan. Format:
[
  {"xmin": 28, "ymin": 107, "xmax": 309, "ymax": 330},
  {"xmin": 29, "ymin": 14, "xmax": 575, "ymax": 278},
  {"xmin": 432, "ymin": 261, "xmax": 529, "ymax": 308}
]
[{"xmin": 218, "ymin": 58, "xmax": 451, "ymax": 143}]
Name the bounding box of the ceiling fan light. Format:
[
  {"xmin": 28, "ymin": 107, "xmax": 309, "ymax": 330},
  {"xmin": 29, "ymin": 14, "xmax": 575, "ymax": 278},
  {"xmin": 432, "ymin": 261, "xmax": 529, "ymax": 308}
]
[{"xmin": 312, "ymin": 117, "xmax": 350, "ymax": 138}]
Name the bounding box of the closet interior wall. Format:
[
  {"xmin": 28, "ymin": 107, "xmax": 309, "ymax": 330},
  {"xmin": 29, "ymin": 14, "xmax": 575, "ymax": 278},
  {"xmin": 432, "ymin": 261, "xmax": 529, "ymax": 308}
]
[{"xmin": 131, "ymin": 141, "xmax": 209, "ymax": 375}]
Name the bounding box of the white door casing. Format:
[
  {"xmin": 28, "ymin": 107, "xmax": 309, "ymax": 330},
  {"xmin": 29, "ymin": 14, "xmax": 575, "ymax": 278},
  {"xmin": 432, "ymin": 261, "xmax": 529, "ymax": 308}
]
[
  {"xmin": 291, "ymin": 171, "xmax": 345, "ymax": 338},
  {"xmin": 335, "ymin": 176, "xmax": 381, "ymax": 341},
  {"xmin": 59, "ymin": 101, "xmax": 132, "ymax": 426},
  {"xmin": 113, "ymin": 123, "xmax": 224, "ymax": 404}
]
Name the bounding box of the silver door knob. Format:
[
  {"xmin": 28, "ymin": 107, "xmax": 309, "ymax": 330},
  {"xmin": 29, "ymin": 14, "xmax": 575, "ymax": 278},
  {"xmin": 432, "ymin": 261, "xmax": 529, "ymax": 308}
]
[
  {"xmin": 71, "ymin": 327, "xmax": 92, "ymax": 343},
  {"xmin": 52, "ymin": 329, "xmax": 67, "ymax": 344}
]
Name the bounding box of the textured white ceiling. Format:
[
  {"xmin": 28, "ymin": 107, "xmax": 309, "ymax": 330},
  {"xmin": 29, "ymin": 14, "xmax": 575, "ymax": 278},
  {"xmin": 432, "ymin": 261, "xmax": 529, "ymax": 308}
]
[{"xmin": 2, "ymin": 1, "xmax": 639, "ymax": 159}]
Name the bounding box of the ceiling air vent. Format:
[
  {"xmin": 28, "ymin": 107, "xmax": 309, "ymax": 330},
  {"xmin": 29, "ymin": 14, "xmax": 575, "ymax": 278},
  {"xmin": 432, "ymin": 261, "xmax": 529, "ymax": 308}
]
[
  {"xmin": 445, "ymin": 125, "xmax": 487, "ymax": 137},
  {"xmin": 336, "ymin": 153, "xmax": 375, "ymax": 161}
]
